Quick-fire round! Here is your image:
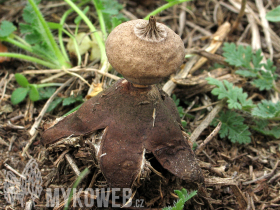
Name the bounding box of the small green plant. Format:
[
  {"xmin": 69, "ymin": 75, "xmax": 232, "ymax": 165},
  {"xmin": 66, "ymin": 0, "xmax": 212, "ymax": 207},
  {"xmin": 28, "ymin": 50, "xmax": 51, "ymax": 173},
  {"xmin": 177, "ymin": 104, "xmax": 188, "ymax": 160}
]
[
  {"xmin": 172, "ymin": 95, "xmax": 186, "ymax": 118},
  {"xmin": 222, "ymin": 43, "xmax": 278, "ymax": 92},
  {"xmin": 11, "ymin": 73, "xmax": 62, "ymax": 105},
  {"xmin": 0, "ymin": 0, "xmax": 71, "ymax": 69},
  {"xmin": 12, "ymin": 74, "xmax": 84, "ymax": 112},
  {"xmin": 251, "ymin": 119, "xmax": 280, "ymax": 139},
  {"xmin": 211, "ymin": 110, "xmax": 251, "ymax": 144},
  {"xmin": 163, "ymin": 188, "xmax": 197, "ymax": 210},
  {"xmin": 64, "ymin": 168, "xmax": 89, "ymax": 210},
  {"xmin": 41, "ymin": 88, "xmax": 84, "ymax": 113},
  {"xmin": 144, "ymin": 0, "xmax": 192, "ymax": 20},
  {"xmin": 251, "ymin": 100, "xmax": 280, "ymax": 120},
  {"xmin": 206, "ymin": 43, "xmax": 280, "ymax": 143},
  {"xmin": 266, "ymin": 5, "xmax": 280, "ymax": 22},
  {"xmin": 92, "ymin": 0, "xmax": 128, "ymax": 34},
  {"xmin": 206, "ymin": 77, "xmax": 254, "ymax": 111}
]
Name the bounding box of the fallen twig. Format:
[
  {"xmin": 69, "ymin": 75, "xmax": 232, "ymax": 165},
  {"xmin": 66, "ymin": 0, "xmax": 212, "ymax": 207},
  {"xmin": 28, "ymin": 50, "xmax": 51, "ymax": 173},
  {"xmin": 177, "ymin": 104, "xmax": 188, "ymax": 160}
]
[
  {"xmin": 255, "ymin": 0, "xmax": 273, "ymax": 60},
  {"xmin": 22, "ymin": 130, "xmax": 39, "ymax": 156},
  {"xmin": 54, "ymin": 149, "xmax": 70, "ymax": 167},
  {"xmin": 8, "ymin": 135, "xmax": 16, "ymax": 152},
  {"xmin": 4, "ymin": 163, "xmax": 26, "ymax": 180},
  {"xmin": 0, "ymin": 121, "xmax": 26, "ymax": 130},
  {"xmin": 191, "ymin": 49, "xmax": 229, "ymax": 66},
  {"xmin": 0, "ymin": 137, "xmax": 9, "ymax": 147},
  {"xmin": 195, "ymin": 122, "xmax": 222, "ymax": 155},
  {"xmin": 23, "ymin": 67, "xmax": 121, "ymax": 81},
  {"xmin": 205, "ymin": 177, "xmax": 247, "ymax": 209},
  {"xmin": 190, "ymin": 99, "xmax": 226, "ymax": 143},
  {"xmin": 65, "ymin": 153, "xmax": 81, "ymax": 177},
  {"xmin": 199, "ymin": 161, "xmax": 226, "ymax": 178},
  {"xmin": 243, "ymin": 160, "xmax": 279, "ymax": 185}
]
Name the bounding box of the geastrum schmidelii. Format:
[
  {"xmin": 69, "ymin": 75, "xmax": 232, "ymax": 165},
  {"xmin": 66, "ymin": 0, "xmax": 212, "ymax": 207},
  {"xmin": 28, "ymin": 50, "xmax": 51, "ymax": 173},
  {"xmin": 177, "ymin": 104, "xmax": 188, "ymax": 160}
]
[{"xmin": 42, "ymin": 16, "xmax": 204, "ymax": 188}]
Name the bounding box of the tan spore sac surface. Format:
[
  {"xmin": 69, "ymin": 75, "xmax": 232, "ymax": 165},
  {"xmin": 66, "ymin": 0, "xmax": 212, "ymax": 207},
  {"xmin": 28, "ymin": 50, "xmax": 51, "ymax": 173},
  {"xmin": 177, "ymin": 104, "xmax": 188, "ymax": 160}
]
[{"xmin": 105, "ymin": 19, "xmax": 185, "ymax": 85}]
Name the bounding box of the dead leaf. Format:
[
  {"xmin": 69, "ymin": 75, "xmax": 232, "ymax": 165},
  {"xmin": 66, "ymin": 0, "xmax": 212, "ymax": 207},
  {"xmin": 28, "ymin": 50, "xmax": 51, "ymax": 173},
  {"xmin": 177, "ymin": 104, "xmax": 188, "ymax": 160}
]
[{"xmin": 0, "ymin": 42, "xmax": 10, "ymax": 63}]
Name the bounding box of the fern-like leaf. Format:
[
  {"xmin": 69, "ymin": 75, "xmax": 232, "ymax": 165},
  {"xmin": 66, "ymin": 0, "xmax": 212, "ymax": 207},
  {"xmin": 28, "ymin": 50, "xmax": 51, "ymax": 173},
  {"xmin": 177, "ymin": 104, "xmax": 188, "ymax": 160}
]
[
  {"xmin": 212, "ymin": 111, "xmax": 251, "ymax": 144},
  {"xmin": 252, "ymin": 100, "xmax": 280, "ymax": 119},
  {"xmin": 206, "ymin": 77, "xmax": 254, "ymax": 110}
]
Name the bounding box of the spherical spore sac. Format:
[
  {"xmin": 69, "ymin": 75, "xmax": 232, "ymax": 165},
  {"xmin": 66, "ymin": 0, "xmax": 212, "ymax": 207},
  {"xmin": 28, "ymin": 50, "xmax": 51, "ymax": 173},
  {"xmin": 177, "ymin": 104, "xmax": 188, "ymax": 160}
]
[{"xmin": 106, "ymin": 16, "xmax": 185, "ymax": 85}]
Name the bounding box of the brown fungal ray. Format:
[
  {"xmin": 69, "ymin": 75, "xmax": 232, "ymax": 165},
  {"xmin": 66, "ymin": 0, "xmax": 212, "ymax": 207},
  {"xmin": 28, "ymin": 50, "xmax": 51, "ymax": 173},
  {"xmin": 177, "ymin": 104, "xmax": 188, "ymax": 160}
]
[
  {"xmin": 41, "ymin": 89, "xmax": 112, "ymax": 146},
  {"xmin": 41, "ymin": 79, "xmax": 204, "ymax": 187},
  {"xmin": 98, "ymin": 123, "xmax": 144, "ymax": 188},
  {"xmin": 143, "ymin": 91, "xmax": 204, "ymax": 184}
]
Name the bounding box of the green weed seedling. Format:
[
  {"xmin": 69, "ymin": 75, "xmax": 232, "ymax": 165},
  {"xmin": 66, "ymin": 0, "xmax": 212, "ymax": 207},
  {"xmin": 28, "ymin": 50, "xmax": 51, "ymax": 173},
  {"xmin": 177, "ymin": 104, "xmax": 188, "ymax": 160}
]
[
  {"xmin": 211, "ymin": 110, "xmax": 251, "ymax": 144},
  {"xmin": 163, "ymin": 188, "xmax": 197, "ymax": 210},
  {"xmin": 0, "ymin": 0, "xmax": 71, "ymax": 69},
  {"xmin": 11, "ymin": 73, "xmax": 62, "ymax": 105},
  {"xmin": 222, "ymin": 43, "xmax": 278, "ymax": 92},
  {"xmin": 64, "ymin": 168, "xmax": 89, "ymax": 210},
  {"xmin": 206, "ymin": 77, "xmax": 255, "ymax": 111},
  {"xmin": 266, "ymin": 5, "xmax": 280, "ymax": 22},
  {"xmin": 206, "ymin": 43, "xmax": 280, "ymax": 143},
  {"xmin": 12, "ymin": 74, "xmax": 84, "ymax": 112},
  {"xmin": 43, "ymin": 90, "xmax": 84, "ymax": 113}
]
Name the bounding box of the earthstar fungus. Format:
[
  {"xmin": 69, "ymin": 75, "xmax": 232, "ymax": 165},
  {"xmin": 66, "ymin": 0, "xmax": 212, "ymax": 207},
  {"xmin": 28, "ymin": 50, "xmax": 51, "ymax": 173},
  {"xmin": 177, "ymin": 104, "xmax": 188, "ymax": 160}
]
[{"xmin": 42, "ymin": 16, "xmax": 204, "ymax": 188}]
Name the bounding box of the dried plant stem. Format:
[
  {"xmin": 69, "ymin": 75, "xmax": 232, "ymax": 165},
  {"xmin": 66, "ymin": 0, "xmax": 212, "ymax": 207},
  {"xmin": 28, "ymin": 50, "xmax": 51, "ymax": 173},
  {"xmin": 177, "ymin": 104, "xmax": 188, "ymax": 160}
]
[
  {"xmin": 247, "ymin": 14, "xmax": 262, "ymax": 52},
  {"xmin": 23, "ymin": 68, "xmax": 121, "ymax": 81},
  {"xmin": 178, "ymin": 2, "xmax": 187, "ymax": 36},
  {"xmin": 190, "ymin": 99, "xmax": 226, "ymax": 143},
  {"xmin": 190, "ymin": 22, "xmax": 231, "ymax": 74},
  {"xmin": 0, "ymin": 137, "xmax": 9, "ymax": 147},
  {"xmin": 243, "ymin": 160, "xmax": 279, "ymax": 185},
  {"xmin": 54, "ymin": 149, "xmax": 70, "ymax": 167},
  {"xmin": 22, "ymin": 130, "xmax": 39, "ymax": 156},
  {"xmin": 0, "ymin": 73, "xmax": 12, "ymax": 104},
  {"xmin": 0, "ymin": 121, "xmax": 25, "ymax": 130},
  {"xmin": 147, "ymin": 164, "xmax": 166, "ymax": 180},
  {"xmin": 199, "ymin": 161, "xmax": 226, "ymax": 177},
  {"xmin": 268, "ymin": 172, "xmax": 280, "ymax": 184},
  {"xmin": 4, "ymin": 163, "xmax": 26, "ymax": 179},
  {"xmin": 189, "ymin": 101, "xmax": 219, "ymax": 112},
  {"xmin": 255, "ymin": 0, "xmax": 273, "ymax": 60},
  {"xmin": 195, "ymin": 122, "xmax": 222, "ymax": 155},
  {"xmin": 163, "ymin": 55, "xmax": 199, "ymax": 95},
  {"xmin": 182, "ymin": 96, "xmax": 198, "ymax": 120},
  {"xmin": 9, "ymin": 136, "xmax": 16, "ymax": 151},
  {"xmin": 29, "ymin": 77, "xmax": 75, "ymax": 136},
  {"xmin": 62, "ymin": 67, "xmax": 92, "ymax": 88},
  {"xmin": 65, "ymin": 154, "xmax": 81, "ymax": 177},
  {"xmin": 40, "ymin": 72, "xmax": 66, "ymax": 84},
  {"xmin": 191, "ymin": 50, "xmax": 229, "ymax": 66},
  {"xmin": 230, "ymin": 0, "xmax": 247, "ymax": 34}
]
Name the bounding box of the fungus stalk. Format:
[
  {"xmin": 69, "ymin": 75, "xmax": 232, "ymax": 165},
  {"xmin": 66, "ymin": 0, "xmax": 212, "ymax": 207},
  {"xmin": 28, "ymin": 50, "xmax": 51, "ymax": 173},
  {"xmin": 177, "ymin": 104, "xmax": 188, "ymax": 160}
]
[{"xmin": 132, "ymin": 83, "xmax": 149, "ymax": 88}]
